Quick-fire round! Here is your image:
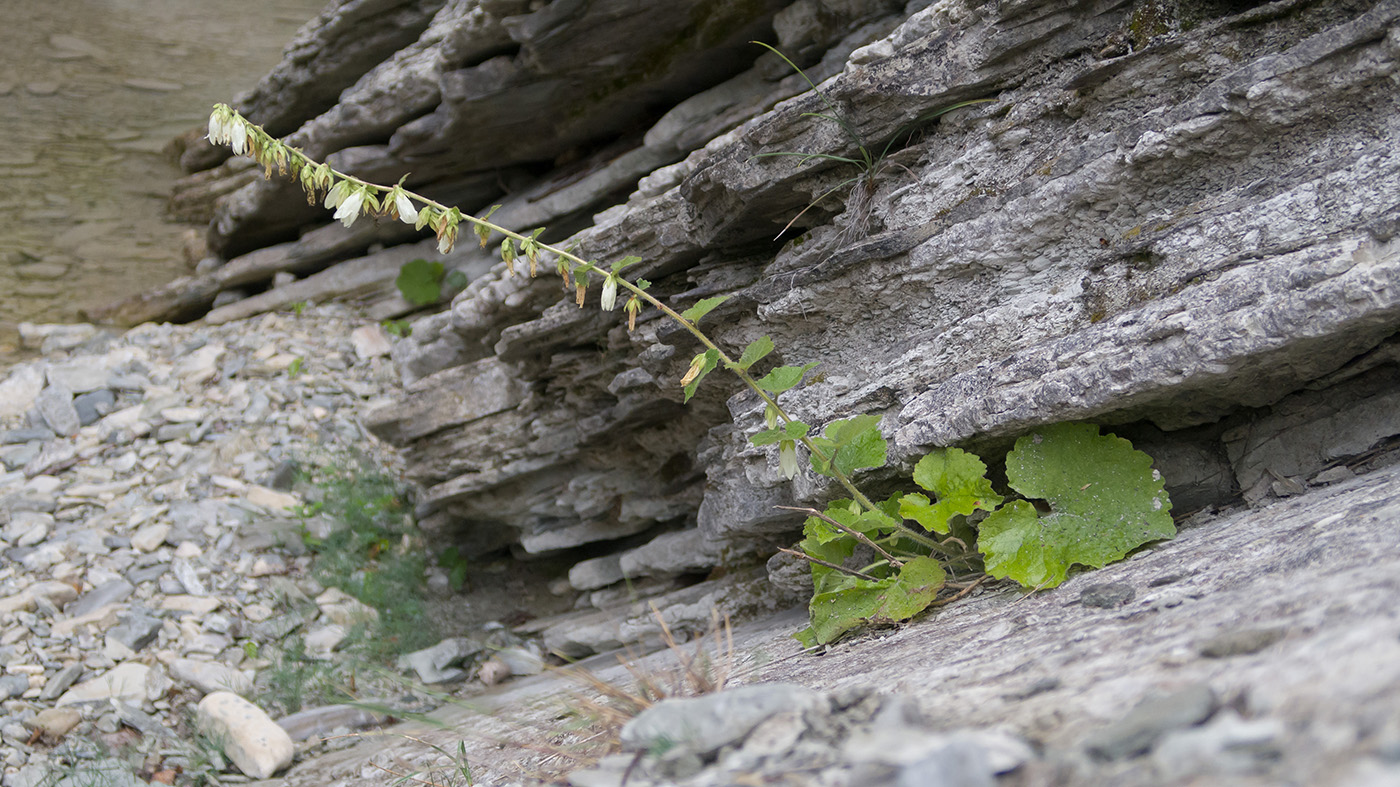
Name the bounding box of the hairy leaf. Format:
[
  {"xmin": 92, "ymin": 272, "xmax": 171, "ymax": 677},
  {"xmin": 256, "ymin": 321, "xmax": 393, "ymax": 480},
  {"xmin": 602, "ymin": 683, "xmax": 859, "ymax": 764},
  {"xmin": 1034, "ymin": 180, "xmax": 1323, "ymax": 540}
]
[
  {"xmin": 808, "ymin": 557, "xmax": 946, "ymax": 644},
  {"xmin": 979, "ymin": 423, "xmax": 1175, "ymax": 589},
  {"xmin": 900, "ymin": 448, "xmax": 1003, "ymax": 533},
  {"xmin": 750, "ymin": 428, "xmax": 786, "ymax": 447},
  {"xmin": 680, "ymin": 296, "xmax": 729, "ymax": 323},
  {"xmin": 755, "ymin": 362, "xmax": 820, "ymax": 394},
  {"xmin": 733, "ymin": 336, "xmax": 775, "ymax": 371},
  {"xmin": 809, "ymin": 415, "xmax": 887, "ymax": 477},
  {"xmin": 395, "ymin": 259, "xmax": 445, "ymax": 306}
]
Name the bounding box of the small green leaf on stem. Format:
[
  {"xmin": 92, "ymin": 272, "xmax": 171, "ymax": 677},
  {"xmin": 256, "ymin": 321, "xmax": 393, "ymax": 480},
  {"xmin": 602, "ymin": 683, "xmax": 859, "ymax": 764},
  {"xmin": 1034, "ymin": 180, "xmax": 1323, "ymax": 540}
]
[
  {"xmin": 732, "ymin": 336, "xmax": 775, "ymax": 371},
  {"xmin": 899, "ymin": 448, "xmax": 1003, "ymax": 534},
  {"xmin": 680, "ymin": 296, "xmax": 729, "ymax": 323},
  {"xmin": 755, "ymin": 362, "xmax": 820, "ymax": 394}
]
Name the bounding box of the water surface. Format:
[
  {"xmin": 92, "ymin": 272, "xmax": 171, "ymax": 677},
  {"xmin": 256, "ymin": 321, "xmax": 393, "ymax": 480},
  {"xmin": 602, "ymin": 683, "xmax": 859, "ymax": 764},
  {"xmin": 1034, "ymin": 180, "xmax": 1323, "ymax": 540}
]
[{"xmin": 0, "ymin": 0, "xmax": 325, "ymax": 354}]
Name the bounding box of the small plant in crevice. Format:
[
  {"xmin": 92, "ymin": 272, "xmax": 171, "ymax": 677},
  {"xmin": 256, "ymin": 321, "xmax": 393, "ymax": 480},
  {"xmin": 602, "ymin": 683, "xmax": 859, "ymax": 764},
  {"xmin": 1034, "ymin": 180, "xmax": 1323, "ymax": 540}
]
[
  {"xmin": 749, "ymin": 41, "xmax": 995, "ymax": 240},
  {"xmin": 207, "ymin": 102, "xmax": 1174, "ymax": 651},
  {"xmin": 294, "ymin": 454, "xmax": 440, "ymax": 660},
  {"xmin": 396, "ymin": 257, "xmax": 469, "ymax": 307}
]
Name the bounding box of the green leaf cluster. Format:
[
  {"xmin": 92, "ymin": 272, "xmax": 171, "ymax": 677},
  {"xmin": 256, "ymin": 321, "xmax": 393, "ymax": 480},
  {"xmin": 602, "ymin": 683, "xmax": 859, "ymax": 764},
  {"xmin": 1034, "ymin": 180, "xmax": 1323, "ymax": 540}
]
[{"xmin": 795, "ymin": 423, "xmax": 1173, "ymax": 646}]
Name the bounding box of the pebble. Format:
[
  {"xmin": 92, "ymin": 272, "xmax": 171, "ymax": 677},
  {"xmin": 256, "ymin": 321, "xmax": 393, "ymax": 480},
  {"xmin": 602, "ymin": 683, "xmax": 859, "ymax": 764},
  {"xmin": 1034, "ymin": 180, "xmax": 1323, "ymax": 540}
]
[
  {"xmin": 197, "ymin": 691, "xmax": 295, "ymax": 779},
  {"xmin": 1083, "ymin": 683, "xmax": 1218, "ymax": 760},
  {"xmin": 1079, "ymin": 582, "xmax": 1135, "ymax": 608},
  {"xmin": 0, "ymin": 307, "xmax": 409, "ymax": 776},
  {"xmin": 621, "ymin": 683, "xmax": 823, "ymax": 757},
  {"xmin": 1199, "ymin": 627, "xmax": 1286, "ymax": 658}
]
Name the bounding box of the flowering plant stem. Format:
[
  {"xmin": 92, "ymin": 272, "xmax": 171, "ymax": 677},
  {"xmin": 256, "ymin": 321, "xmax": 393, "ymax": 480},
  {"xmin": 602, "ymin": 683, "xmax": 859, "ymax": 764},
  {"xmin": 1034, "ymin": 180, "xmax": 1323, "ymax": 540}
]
[{"xmin": 206, "ymin": 104, "xmax": 942, "ymax": 552}]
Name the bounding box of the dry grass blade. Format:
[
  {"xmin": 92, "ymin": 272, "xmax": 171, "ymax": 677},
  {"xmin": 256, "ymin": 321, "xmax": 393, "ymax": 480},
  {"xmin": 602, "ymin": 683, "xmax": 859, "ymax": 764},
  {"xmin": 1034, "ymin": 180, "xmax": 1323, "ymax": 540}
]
[{"xmin": 523, "ymin": 604, "xmax": 737, "ymax": 783}]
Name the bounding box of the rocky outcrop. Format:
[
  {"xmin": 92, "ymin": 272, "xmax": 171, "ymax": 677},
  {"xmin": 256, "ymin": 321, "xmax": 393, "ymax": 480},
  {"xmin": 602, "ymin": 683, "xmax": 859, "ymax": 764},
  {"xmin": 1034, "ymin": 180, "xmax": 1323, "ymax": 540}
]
[{"xmin": 141, "ymin": 0, "xmax": 1400, "ymax": 655}]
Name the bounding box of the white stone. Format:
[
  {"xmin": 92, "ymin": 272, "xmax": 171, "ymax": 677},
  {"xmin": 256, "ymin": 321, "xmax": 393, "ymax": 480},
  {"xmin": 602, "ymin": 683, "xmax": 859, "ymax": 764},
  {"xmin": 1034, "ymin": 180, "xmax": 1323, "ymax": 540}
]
[
  {"xmin": 315, "ymin": 587, "xmax": 378, "ymax": 626},
  {"xmin": 246, "ymin": 485, "xmax": 299, "ymax": 511},
  {"xmin": 159, "ymin": 407, "xmax": 205, "ymax": 423},
  {"xmin": 170, "ymin": 658, "xmax": 253, "ymax": 696},
  {"xmin": 160, "ymin": 595, "xmax": 221, "ymax": 615},
  {"xmin": 350, "ymin": 325, "xmax": 394, "ymax": 359},
  {"xmin": 130, "ymin": 523, "xmax": 170, "ymax": 552},
  {"xmin": 56, "ymin": 662, "xmax": 151, "ymax": 706},
  {"xmin": 196, "ymin": 691, "xmax": 295, "ymax": 779},
  {"xmin": 304, "ymin": 625, "xmax": 347, "ymax": 658},
  {"xmin": 0, "ymin": 366, "xmax": 45, "ymax": 419}
]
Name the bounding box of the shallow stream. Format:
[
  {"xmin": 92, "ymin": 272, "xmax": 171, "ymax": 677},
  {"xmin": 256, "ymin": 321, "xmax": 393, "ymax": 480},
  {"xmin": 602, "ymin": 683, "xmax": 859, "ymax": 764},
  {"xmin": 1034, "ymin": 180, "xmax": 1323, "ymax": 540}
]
[{"xmin": 0, "ymin": 0, "xmax": 324, "ymax": 356}]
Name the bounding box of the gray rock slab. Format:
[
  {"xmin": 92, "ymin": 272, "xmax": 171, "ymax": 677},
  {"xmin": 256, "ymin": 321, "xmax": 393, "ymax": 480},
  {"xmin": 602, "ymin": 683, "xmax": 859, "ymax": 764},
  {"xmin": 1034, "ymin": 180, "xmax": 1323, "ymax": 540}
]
[
  {"xmin": 38, "ymin": 664, "xmax": 85, "ymax": 702},
  {"xmin": 277, "ymin": 704, "xmax": 387, "ymax": 742},
  {"xmin": 1083, "ymin": 683, "xmax": 1217, "ymax": 761},
  {"xmin": 108, "ymin": 612, "xmax": 162, "ymax": 652},
  {"xmin": 397, "ymin": 636, "xmax": 483, "ymax": 684},
  {"xmin": 72, "ymin": 388, "xmax": 115, "ymax": 426},
  {"xmin": 621, "ymin": 683, "xmax": 823, "ymax": 757},
  {"xmin": 34, "ymin": 384, "xmax": 79, "ymax": 437},
  {"xmin": 65, "ymin": 579, "xmax": 134, "ymax": 617},
  {"xmin": 0, "ymin": 674, "xmax": 29, "ymax": 700}
]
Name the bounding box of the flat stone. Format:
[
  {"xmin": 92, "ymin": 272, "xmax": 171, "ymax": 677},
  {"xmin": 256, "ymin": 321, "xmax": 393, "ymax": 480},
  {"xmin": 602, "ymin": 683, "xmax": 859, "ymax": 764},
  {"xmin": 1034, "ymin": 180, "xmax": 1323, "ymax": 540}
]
[
  {"xmin": 1199, "ymin": 628, "xmax": 1287, "ymax": 659},
  {"xmin": 1083, "ymin": 683, "xmax": 1218, "ymax": 761},
  {"xmin": 171, "ymin": 557, "xmax": 207, "ymax": 595},
  {"xmin": 47, "ymin": 363, "xmax": 110, "ymax": 393},
  {"xmin": 29, "ymin": 707, "xmax": 82, "ymax": 738},
  {"xmin": 39, "ymin": 663, "xmax": 85, "ymax": 701},
  {"xmin": 170, "ymin": 658, "xmax": 252, "ymax": 696},
  {"xmin": 72, "ymin": 389, "xmax": 116, "ymax": 426},
  {"xmin": 130, "ymin": 523, "xmax": 171, "ymax": 552},
  {"xmin": 197, "ymin": 692, "xmax": 295, "ymax": 779},
  {"xmin": 0, "ymin": 674, "xmax": 30, "ymax": 700},
  {"xmin": 0, "ymin": 366, "xmax": 46, "ymax": 420},
  {"xmin": 1079, "ymin": 582, "xmax": 1136, "ymax": 608},
  {"xmin": 35, "ymin": 384, "xmax": 80, "ymax": 437},
  {"xmin": 0, "ymin": 427, "xmax": 54, "ymax": 445},
  {"xmin": 56, "ymin": 662, "xmax": 151, "ymax": 706},
  {"xmin": 351, "ymin": 324, "xmax": 394, "ymax": 359},
  {"xmin": 108, "ymin": 612, "xmax": 162, "ymax": 652},
  {"xmin": 276, "ymin": 704, "xmax": 386, "ymax": 742},
  {"xmin": 246, "ymin": 485, "xmax": 299, "ymax": 511},
  {"xmin": 161, "ymin": 595, "xmax": 222, "ymax": 615},
  {"xmin": 621, "ymin": 683, "xmax": 824, "ymax": 757},
  {"xmin": 65, "ymin": 579, "xmax": 134, "ymax": 617}
]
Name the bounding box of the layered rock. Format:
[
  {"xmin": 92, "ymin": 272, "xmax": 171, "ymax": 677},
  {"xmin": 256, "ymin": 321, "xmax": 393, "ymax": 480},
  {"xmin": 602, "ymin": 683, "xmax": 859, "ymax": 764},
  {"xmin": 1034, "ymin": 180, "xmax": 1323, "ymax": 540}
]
[{"xmin": 141, "ymin": 0, "xmax": 1400, "ymax": 654}]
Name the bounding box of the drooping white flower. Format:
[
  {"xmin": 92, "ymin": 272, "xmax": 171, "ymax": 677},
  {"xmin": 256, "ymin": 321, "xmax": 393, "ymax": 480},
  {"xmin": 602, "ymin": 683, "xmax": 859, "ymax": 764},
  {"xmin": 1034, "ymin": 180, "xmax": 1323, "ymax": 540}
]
[
  {"xmin": 323, "ymin": 180, "xmax": 350, "ymax": 210},
  {"xmin": 779, "ymin": 440, "xmax": 799, "ymax": 479},
  {"xmin": 206, "ymin": 109, "xmax": 228, "ymax": 145},
  {"xmin": 600, "ymin": 274, "xmax": 619, "ymax": 311},
  {"xmin": 394, "ymin": 190, "xmax": 418, "ymax": 225},
  {"xmin": 333, "ymin": 188, "xmax": 366, "ymax": 228},
  {"xmin": 228, "ymin": 118, "xmax": 248, "ymax": 156}
]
